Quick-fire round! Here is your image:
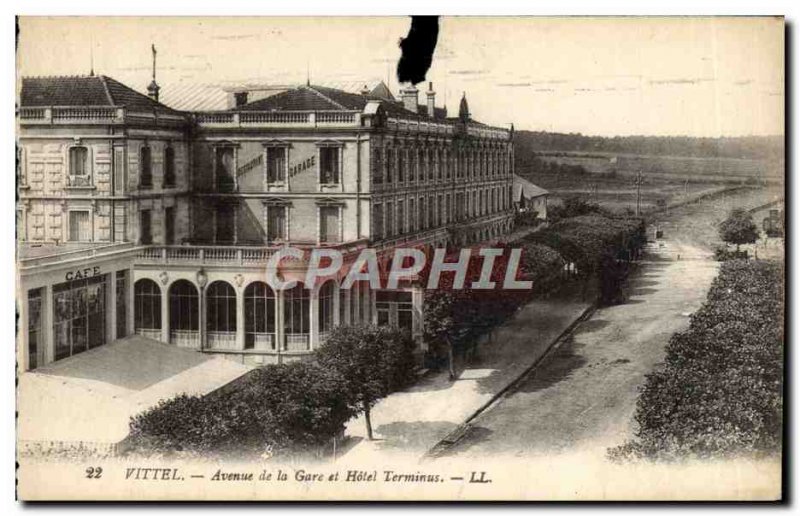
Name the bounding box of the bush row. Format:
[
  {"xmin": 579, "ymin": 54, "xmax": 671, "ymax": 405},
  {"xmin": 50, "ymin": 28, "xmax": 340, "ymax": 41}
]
[
  {"xmin": 610, "ymin": 260, "xmax": 784, "ymax": 461},
  {"xmin": 127, "ymin": 325, "xmax": 417, "ymax": 457},
  {"xmin": 423, "ymin": 210, "xmax": 646, "ymax": 362}
]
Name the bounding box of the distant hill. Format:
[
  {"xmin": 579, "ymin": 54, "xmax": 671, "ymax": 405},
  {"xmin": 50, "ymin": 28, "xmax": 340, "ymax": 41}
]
[{"xmin": 514, "ymin": 131, "xmax": 784, "ymax": 162}]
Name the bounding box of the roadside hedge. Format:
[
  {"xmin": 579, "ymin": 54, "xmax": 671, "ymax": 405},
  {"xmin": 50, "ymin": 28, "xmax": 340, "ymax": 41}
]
[
  {"xmin": 610, "ymin": 260, "xmax": 784, "ymax": 461},
  {"xmin": 127, "ymin": 325, "xmax": 416, "ymax": 458}
]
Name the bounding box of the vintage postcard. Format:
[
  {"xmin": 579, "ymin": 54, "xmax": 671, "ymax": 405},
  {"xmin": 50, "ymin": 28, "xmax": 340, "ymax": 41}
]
[{"xmin": 15, "ymin": 15, "xmax": 785, "ymax": 501}]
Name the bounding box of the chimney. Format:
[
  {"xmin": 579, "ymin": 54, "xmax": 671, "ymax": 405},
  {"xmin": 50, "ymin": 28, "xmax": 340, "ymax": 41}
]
[
  {"xmin": 234, "ymin": 91, "xmax": 249, "ymax": 107},
  {"xmin": 399, "ymin": 83, "xmax": 419, "ymax": 113},
  {"xmin": 426, "ymin": 82, "xmax": 436, "ymax": 118}
]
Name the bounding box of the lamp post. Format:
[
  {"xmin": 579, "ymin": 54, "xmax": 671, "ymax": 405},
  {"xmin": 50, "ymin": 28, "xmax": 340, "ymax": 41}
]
[{"xmin": 196, "ymin": 268, "xmax": 208, "ymax": 351}]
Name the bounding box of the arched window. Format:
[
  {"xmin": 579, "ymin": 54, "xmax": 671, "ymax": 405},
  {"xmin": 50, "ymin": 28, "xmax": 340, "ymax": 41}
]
[
  {"xmin": 164, "ymin": 146, "xmax": 175, "ymax": 187},
  {"xmin": 283, "ymin": 283, "xmax": 310, "ymax": 351},
  {"xmin": 134, "ymin": 279, "xmax": 161, "ymax": 337},
  {"xmin": 168, "ymin": 280, "xmax": 198, "ymax": 346},
  {"xmin": 318, "ymin": 281, "xmax": 336, "ymax": 334},
  {"xmin": 244, "ymin": 282, "xmax": 276, "ymax": 350},
  {"xmin": 207, "ymin": 281, "xmax": 236, "ymax": 333}
]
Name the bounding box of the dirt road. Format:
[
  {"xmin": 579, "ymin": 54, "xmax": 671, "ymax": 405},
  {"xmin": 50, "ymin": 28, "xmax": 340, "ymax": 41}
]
[{"xmin": 439, "ymin": 187, "xmax": 781, "ymax": 460}]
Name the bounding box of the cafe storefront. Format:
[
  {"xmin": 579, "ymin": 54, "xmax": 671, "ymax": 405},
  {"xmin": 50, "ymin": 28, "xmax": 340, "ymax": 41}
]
[{"xmin": 17, "ymin": 245, "xmax": 138, "ymax": 372}]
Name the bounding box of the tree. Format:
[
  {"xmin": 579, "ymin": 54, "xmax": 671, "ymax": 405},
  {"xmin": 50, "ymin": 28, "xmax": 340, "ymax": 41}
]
[
  {"xmin": 315, "ymin": 324, "xmax": 416, "ymax": 440},
  {"xmin": 719, "ymin": 208, "xmax": 760, "ymax": 252}
]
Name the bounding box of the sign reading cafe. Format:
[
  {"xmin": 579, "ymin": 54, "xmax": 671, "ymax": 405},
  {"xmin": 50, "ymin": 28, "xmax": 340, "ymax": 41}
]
[{"xmin": 65, "ymin": 266, "xmax": 101, "ymax": 282}]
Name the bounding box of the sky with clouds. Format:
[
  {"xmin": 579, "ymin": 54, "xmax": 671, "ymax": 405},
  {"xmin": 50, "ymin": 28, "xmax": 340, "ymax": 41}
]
[{"xmin": 17, "ymin": 16, "xmax": 784, "ymax": 137}]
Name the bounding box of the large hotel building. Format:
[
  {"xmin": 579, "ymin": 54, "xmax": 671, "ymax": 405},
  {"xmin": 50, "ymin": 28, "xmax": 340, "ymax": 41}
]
[{"xmin": 16, "ymin": 74, "xmax": 516, "ymax": 372}]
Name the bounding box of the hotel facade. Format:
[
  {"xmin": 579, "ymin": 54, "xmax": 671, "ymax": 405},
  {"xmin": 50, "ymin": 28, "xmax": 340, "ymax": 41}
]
[{"xmin": 16, "ymin": 75, "xmax": 516, "ymax": 372}]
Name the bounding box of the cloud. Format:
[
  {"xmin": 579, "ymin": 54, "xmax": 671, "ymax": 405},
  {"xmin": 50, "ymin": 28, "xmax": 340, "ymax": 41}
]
[
  {"xmin": 211, "ymin": 33, "xmax": 272, "ymax": 41},
  {"xmin": 533, "ymin": 88, "xmax": 555, "ymax": 93},
  {"xmin": 448, "ymin": 69, "xmax": 489, "ymax": 75},
  {"xmin": 733, "ymin": 79, "xmax": 753, "ymax": 86},
  {"xmin": 648, "ymin": 77, "xmax": 714, "ymax": 85}
]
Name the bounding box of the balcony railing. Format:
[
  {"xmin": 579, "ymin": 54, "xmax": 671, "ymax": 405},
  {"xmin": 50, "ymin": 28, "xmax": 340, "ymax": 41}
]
[
  {"xmin": 136, "ymin": 245, "xmax": 278, "ymax": 266},
  {"xmin": 194, "ymin": 110, "xmax": 361, "ymax": 128},
  {"xmin": 135, "ymin": 241, "xmax": 370, "ymax": 267},
  {"xmin": 18, "ymin": 106, "xmax": 186, "ymax": 127}
]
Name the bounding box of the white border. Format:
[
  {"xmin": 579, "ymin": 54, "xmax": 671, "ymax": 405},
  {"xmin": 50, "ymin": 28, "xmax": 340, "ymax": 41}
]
[{"xmin": 4, "ymin": 1, "xmax": 796, "ymax": 512}]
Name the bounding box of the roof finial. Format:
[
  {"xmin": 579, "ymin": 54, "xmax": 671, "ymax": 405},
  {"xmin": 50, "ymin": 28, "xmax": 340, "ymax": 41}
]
[
  {"xmin": 89, "ymin": 37, "xmax": 95, "ymax": 76},
  {"xmin": 151, "ymin": 44, "xmax": 157, "ymax": 82},
  {"xmin": 306, "ymin": 59, "xmax": 311, "ymax": 87},
  {"xmin": 147, "ymin": 44, "xmax": 160, "ymax": 102}
]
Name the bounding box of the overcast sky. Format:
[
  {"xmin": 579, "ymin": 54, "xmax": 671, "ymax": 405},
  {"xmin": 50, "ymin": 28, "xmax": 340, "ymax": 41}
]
[{"xmin": 17, "ymin": 16, "xmax": 784, "ymax": 137}]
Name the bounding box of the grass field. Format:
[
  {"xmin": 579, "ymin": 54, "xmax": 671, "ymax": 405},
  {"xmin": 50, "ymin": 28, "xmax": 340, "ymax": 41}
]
[
  {"xmin": 534, "ymin": 150, "xmax": 784, "ymax": 184},
  {"xmin": 518, "ymin": 150, "xmax": 784, "ymax": 214},
  {"xmin": 518, "ymin": 170, "xmax": 735, "ymax": 214}
]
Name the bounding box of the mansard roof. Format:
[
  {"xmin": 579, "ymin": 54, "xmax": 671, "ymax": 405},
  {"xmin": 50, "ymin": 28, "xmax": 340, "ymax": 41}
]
[
  {"xmin": 236, "ymin": 84, "xmax": 448, "ymax": 122},
  {"xmin": 20, "ymin": 75, "xmax": 180, "ymax": 115}
]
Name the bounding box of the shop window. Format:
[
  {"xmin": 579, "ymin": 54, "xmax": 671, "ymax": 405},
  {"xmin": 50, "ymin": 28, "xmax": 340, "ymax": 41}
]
[
  {"xmin": 53, "ymin": 276, "xmax": 106, "ymax": 361},
  {"xmin": 27, "ymin": 288, "xmax": 42, "ymax": 370}
]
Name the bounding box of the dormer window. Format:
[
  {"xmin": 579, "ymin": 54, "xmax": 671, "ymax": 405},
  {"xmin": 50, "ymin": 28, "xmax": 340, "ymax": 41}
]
[{"xmin": 68, "ymin": 146, "xmax": 91, "ymax": 187}]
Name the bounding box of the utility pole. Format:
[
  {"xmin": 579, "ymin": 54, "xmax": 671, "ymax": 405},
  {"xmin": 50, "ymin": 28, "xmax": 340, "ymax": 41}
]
[{"xmin": 635, "ymin": 170, "xmax": 643, "ymax": 216}]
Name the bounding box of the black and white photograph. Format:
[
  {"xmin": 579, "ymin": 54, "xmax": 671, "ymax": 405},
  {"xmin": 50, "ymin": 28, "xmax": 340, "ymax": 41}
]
[{"xmin": 13, "ymin": 13, "xmax": 786, "ymax": 501}]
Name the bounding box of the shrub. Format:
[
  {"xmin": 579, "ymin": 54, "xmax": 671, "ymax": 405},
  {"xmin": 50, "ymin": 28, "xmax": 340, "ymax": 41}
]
[
  {"xmin": 315, "ymin": 324, "xmax": 417, "ymax": 440},
  {"xmin": 128, "ymin": 360, "xmax": 357, "ymax": 456},
  {"xmin": 610, "ymin": 260, "xmax": 784, "ymax": 461},
  {"xmin": 719, "ymin": 208, "xmax": 759, "ymax": 251},
  {"xmin": 128, "ymin": 394, "xmax": 236, "ymax": 455},
  {"xmin": 222, "ymin": 361, "xmax": 356, "ymax": 452}
]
